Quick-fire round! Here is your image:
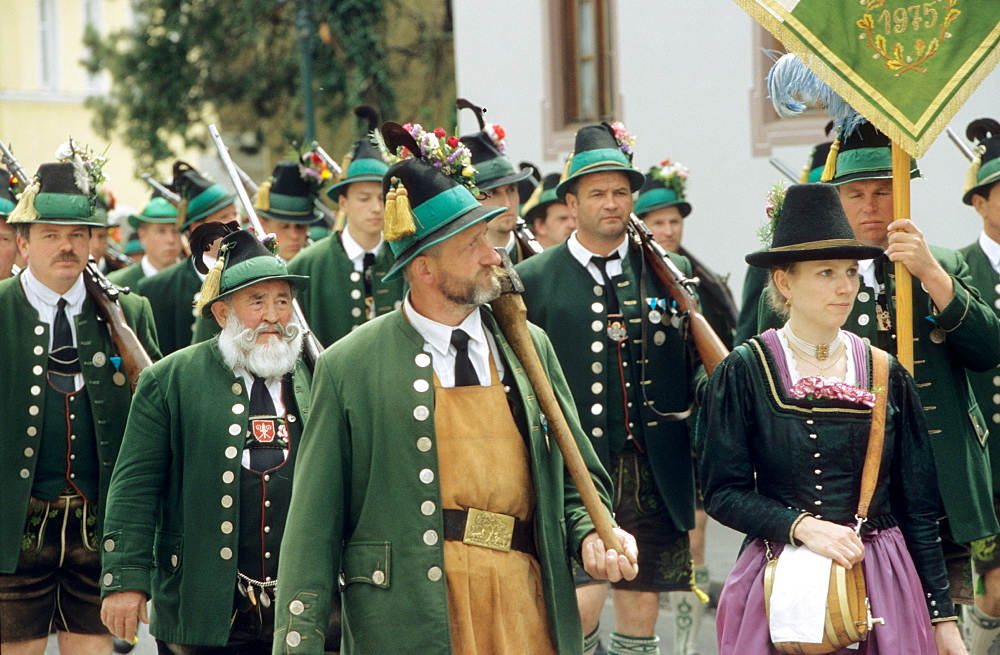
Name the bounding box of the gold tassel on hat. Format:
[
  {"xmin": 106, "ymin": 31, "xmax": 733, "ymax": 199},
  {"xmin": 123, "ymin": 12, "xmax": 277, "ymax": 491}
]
[
  {"xmin": 7, "ymin": 180, "xmax": 40, "ymax": 224},
  {"xmin": 799, "ymin": 162, "xmax": 810, "ymax": 184},
  {"xmin": 194, "ymin": 258, "xmax": 225, "ymax": 313},
  {"xmin": 339, "ymin": 154, "xmax": 353, "ymax": 182},
  {"xmin": 254, "ymin": 180, "xmax": 272, "ymax": 212},
  {"xmin": 175, "ymin": 198, "xmax": 189, "ymax": 231},
  {"xmin": 820, "ymin": 137, "xmax": 841, "ymax": 182},
  {"xmin": 383, "ymin": 177, "xmax": 416, "ymax": 241},
  {"xmin": 520, "ymin": 179, "xmax": 545, "ymax": 217},
  {"xmin": 559, "ymin": 152, "xmax": 574, "ymax": 184},
  {"xmin": 965, "ymin": 144, "xmax": 987, "ymax": 195}
]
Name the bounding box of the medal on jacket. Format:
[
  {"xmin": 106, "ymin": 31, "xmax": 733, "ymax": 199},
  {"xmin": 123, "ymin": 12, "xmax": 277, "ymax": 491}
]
[
  {"xmin": 646, "ymin": 297, "xmax": 666, "ymax": 325},
  {"xmin": 607, "ymin": 314, "xmax": 628, "ymax": 342}
]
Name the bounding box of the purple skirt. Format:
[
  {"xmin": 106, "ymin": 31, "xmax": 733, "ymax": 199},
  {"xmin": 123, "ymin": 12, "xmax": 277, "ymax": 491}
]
[{"xmin": 716, "ymin": 526, "xmax": 935, "ymax": 654}]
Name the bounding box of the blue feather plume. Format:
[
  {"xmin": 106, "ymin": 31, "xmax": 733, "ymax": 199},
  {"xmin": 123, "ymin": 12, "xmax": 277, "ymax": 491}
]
[{"xmin": 767, "ymin": 53, "xmax": 865, "ymax": 138}]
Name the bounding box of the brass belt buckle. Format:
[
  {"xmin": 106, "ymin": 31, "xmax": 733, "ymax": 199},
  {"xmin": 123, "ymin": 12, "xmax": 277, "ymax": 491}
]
[{"xmin": 463, "ymin": 508, "xmax": 515, "ymax": 552}]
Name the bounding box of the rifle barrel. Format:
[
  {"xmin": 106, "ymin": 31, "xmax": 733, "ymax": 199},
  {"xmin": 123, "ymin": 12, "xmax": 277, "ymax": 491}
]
[{"xmin": 946, "ymin": 127, "xmax": 975, "ymax": 162}]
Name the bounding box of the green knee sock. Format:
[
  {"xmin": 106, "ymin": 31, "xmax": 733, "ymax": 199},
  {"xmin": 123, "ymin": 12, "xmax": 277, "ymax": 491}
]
[
  {"xmin": 608, "ymin": 632, "xmax": 660, "ymax": 655},
  {"xmin": 584, "ymin": 626, "xmax": 602, "ymax": 655}
]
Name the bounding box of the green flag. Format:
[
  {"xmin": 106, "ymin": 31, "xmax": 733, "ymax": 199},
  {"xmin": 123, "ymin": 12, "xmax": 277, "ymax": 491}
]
[{"xmin": 736, "ymin": 0, "xmax": 1000, "ymax": 157}]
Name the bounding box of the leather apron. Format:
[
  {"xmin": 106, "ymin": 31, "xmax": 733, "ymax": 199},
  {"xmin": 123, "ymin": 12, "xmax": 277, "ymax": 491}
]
[{"xmin": 434, "ymin": 356, "xmax": 556, "ymax": 655}]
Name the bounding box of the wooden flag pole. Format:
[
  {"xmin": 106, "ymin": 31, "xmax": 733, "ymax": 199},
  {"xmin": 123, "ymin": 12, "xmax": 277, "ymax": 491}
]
[{"xmin": 891, "ymin": 143, "xmax": 914, "ymax": 373}]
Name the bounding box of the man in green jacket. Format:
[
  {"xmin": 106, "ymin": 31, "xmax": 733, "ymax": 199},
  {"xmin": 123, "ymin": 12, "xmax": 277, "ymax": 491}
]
[
  {"xmin": 100, "ymin": 224, "xmax": 318, "ymax": 651},
  {"xmin": 758, "ymin": 121, "xmax": 1000, "ymax": 607},
  {"xmin": 516, "ymin": 123, "xmax": 699, "ymax": 655},
  {"xmin": 288, "ymin": 108, "xmax": 404, "ymax": 347},
  {"xmin": 137, "ymin": 161, "xmax": 237, "ymax": 355},
  {"xmin": 0, "ymin": 161, "xmax": 160, "ymax": 654},
  {"xmin": 107, "ymin": 196, "xmax": 182, "ymax": 290},
  {"xmin": 274, "ymin": 126, "xmax": 636, "ymax": 655},
  {"xmin": 956, "ymin": 117, "xmax": 1000, "ymax": 654}
]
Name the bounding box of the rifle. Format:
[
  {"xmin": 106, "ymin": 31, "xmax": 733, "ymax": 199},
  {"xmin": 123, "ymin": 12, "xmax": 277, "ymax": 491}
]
[
  {"xmin": 306, "ymin": 141, "xmax": 343, "ymax": 229},
  {"xmin": 768, "ymin": 157, "xmax": 800, "ymax": 183},
  {"xmin": 208, "ymin": 124, "xmax": 324, "ymax": 370},
  {"xmin": 0, "ymin": 139, "xmax": 32, "ymax": 191},
  {"xmin": 1, "ymin": 138, "xmax": 153, "ymax": 390},
  {"xmin": 140, "ymin": 174, "xmax": 192, "ymax": 258},
  {"xmin": 627, "ymin": 213, "xmax": 729, "ymax": 375},
  {"xmin": 946, "ymin": 126, "xmax": 975, "ymax": 162},
  {"xmin": 513, "ymin": 218, "xmax": 543, "ymax": 259}
]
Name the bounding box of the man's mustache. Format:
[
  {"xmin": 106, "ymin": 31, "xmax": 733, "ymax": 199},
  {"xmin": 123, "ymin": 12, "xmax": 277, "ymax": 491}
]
[{"xmin": 52, "ymin": 253, "xmax": 81, "ymax": 264}]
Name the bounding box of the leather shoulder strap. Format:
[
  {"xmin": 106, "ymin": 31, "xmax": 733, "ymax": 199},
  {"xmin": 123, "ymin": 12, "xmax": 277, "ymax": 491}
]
[{"xmin": 857, "ymin": 347, "xmax": 889, "ymax": 519}]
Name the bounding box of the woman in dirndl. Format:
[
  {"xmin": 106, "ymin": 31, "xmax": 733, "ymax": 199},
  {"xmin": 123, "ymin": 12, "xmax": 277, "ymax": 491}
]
[{"xmin": 696, "ymin": 183, "xmax": 965, "ymax": 654}]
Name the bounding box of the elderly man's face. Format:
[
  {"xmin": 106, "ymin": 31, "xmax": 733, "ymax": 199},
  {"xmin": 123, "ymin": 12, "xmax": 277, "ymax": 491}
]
[
  {"xmin": 424, "ymin": 222, "xmax": 502, "ymax": 309},
  {"xmin": 214, "ymin": 279, "xmax": 294, "ymax": 346}
]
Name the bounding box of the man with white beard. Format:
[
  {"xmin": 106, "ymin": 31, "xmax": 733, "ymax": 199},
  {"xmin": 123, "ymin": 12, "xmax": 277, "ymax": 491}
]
[{"xmin": 97, "ymin": 224, "xmax": 314, "ymax": 653}]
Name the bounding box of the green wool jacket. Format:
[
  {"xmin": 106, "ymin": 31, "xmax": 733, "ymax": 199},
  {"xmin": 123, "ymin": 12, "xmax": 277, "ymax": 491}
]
[
  {"xmin": 286, "ymin": 234, "xmax": 404, "ymax": 347},
  {"xmin": 0, "ymin": 273, "xmax": 160, "ymax": 573},
  {"xmin": 959, "ymin": 240, "xmax": 1000, "ymax": 492},
  {"xmin": 272, "ymin": 308, "xmax": 613, "ymax": 655},
  {"xmin": 100, "ymin": 340, "xmax": 312, "ymax": 646},
  {"xmin": 136, "ymin": 259, "xmax": 202, "ymax": 356},
  {"xmin": 516, "ymin": 241, "xmax": 698, "ymax": 533},
  {"xmin": 107, "ymin": 263, "xmax": 147, "ymax": 291},
  {"xmin": 758, "ymin": 246, "xmax": 1000, "ymax": 543}
]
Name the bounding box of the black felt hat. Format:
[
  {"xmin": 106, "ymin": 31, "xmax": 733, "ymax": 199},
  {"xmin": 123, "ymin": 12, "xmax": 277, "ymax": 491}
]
[
  {"xmin": 457, "ymin": 98, "xmax": 533, "ymax": 192},
  {"xmin": 745, "ymin": 183, "xmax": 883, "ymax": 268},
  {"xmin": 326, "ymin": 106, "xmax": 390, "ymax": 201},
  {"xmin": 804, "ymin": 141, "xmax": 833, "ymax": 183},
  {"xmin": 827, "ymin": 121, "xmax": 919, "ymax": 186},
  {"xmin": 169, "ymin": 161, "xmax": 236, "ymax": 230},
  {"xmin": 556, "ymin": 122, "xmax": 645, "ymax": 199},
  {"xmin": 963, "ymin": 118, "xmax": 1000, "ymax": 205},
  {"xmin": 255, "ymin": 161, "xmax": 320, "ymax": 224},
  {"xmin": 7, "ymin": 162, "xmax": 99, "ymax": 226},
  {"xmin": 522, "ymin": 172, "xmax": 563, "ymax": 224}
]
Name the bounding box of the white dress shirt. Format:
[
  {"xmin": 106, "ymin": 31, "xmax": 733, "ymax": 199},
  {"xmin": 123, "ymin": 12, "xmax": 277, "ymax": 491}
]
[
  {"xmin": 140, "ymin": 255, "xmax": 161, "ymax": 278},
  {"xmin": 858, "ymin": 258, "xmax": 880, "ymax": 298},
  {"xmin": 21, "ymin": 267, "xmax": 87, "ymax": 388},
  {"xmin": 980, "ymin": 231, "xmax": 1000, "ymax": 276},
  {"xmin": 403, "ymin": 293, "xmax": 505, "ymax": 388},
  {"xmin": 341, "ymin": 226, "xmax": 384, "ymax": 273},
  {"xmin": 566, "ymin": 231, "xmax": 629, "ymax": 285}
]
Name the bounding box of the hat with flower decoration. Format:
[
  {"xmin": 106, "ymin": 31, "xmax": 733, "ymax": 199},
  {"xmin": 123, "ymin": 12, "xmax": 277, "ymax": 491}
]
[
  {"xmin": 457, "ymin": 99, "xmax": 534, "ymax": 192},
  {"xmin": 169, "ymin": 161, "xmax": 236, "ymax": 231},
  {"xmin": 635, "ymin": 160, "xmax": 692, "ymax": 218},
  {"xmin": 824, "ymin": 121, "xmax": 919, "ymax": 186},
  {"xmin": 745, "ymin": 183, "xmax": 882, "ymax": 268},
  {"xmin": 128, "ymin": 196, "xmax": 179, "ymax": 229},
  {"xmin": 189, "ymin": 221, "xmax": 308, "ymax": 316},
  {"xmin": 556, "ymin": 122, "xmax": 645, "ymax": 200},
  {"xmin": 0, "ymin": 167, "xmax": 15, "ymax": 217},
  {"xmin": 521, "ymin": 172, "xmax": 563, "ymax": 224},
  {"xmin": 7, "ymin": 140, "xmax": 109, "ymax": 226},
  {"xmin": 254, "ymin": 159, "xmax": 326, "ymax": 224},
  {"xmin": 374, "ymin": 121, "xmax": 505, "ymax": 282},
  {"xmin": 326, "ymin": 106, "xmax": 390, "ymax": 201},
  {"xmin": 963, "ymin": 118, "xmax": 1000, "ymax": 205},
  {"xmin": 91, "ymin": 185, "xmax": 117, "ymax": 226}
]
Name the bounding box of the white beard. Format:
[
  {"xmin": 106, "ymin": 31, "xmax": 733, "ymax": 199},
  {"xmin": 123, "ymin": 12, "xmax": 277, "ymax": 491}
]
[{"xmin": 217, "ymin": 309, "xmax": 304, "ymax": 380}]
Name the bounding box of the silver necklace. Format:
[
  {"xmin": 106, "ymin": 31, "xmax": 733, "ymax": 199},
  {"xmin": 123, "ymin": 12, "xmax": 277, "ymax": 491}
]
[{"xmin": 783, "ymin": 325, "xmax": 842, "ymax": 361}]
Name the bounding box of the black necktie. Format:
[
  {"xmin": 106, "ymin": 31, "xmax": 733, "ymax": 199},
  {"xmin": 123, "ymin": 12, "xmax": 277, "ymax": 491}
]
[
  {"xmin": 451, "ymin": 329, "xmax": 479, "ymax": 387},
  {"xmin": 591, "ymin": 253, "xmax": 622, "ymax": 315},
  {"xmin": 362, "ymin": 252, "xmax": 376, "ymax": 298},
  {"xmin": 49, "ymin": 298, "xmax": 80, "ymax": 393},
  {"xmin": 247, "ymin": 375, "xmax": 284, "ymax": 471}
]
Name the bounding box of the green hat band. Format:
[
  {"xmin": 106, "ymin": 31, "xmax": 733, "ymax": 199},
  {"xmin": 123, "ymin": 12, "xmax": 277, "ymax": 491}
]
[
  {"xmin": 473, "ymin": 156, "xmax": 516, "ymax": 185},
  {"xmin": 389, "ymin": 186, "xmax": 481, "ymax": 257},
  {"xmin": 835, "ymin": 147, "xmax": 915, "ymax": 177},
  {"xmin": 976, "ymin": 157, "xmax": 1000, "ymax": 187},
  {"xmin": 347, "ymin": 158, "xmax": 389, "ymax": 179},
  {"xmin": 185, "ymin": 183, "xmax": 235, "ymax": 226},
  {"xmin": 0, "ymin": 198, "xmax": 15, "ymax": 216},
  {"xmin": 220, "ymin": 255, "xmax": 289, "ymax": 294},
  {"xmin": 35, "ymin": 192, "xmax": 93, "ymax": 220},
  {"xmin": 569, "ymin": 147, "xmax": 631, "ymax": 177},
  {"xmin": 266, "ymin": 192, "xmax": 314, "ymax": 216},
  {"xmin": 807, "ymin": 166, "xmax": 825, "ymax": 184},
  {"xmin": 634, "ymin": 188, "xmax": 681, "ymax": 215}
]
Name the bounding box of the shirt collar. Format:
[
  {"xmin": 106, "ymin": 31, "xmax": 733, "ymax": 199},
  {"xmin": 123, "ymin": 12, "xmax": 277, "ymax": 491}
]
[
  {"xmin": 566, "ymin": 230, "xmax": 628, "ymax": 268},
  {"xmin": 404, "ymin": 293, "xmax": 486, "ymax": 358},
  {"xmin": 140, "ymin": 255, "xmax": 160, "ymax": 278},
  {"xmin": 341, "ymin": 226, "xmax": 383, "ymax": 264},
  {"xmin": 980, "ymin": 231, "xmax": 1000, "ymax": 272},
  {"xmin": 21, "ymin": 266, "xmax": 87, "ymax": 309},
  {"xmin": 504, "ymin": 232, "xmax": 516, "ymax": 254}
]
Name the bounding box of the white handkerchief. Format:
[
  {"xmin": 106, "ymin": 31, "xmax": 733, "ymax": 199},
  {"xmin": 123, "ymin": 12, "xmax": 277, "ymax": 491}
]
[{"xmin": 769, "ymin": 545, "xmax": 833, "ymax": 644}]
